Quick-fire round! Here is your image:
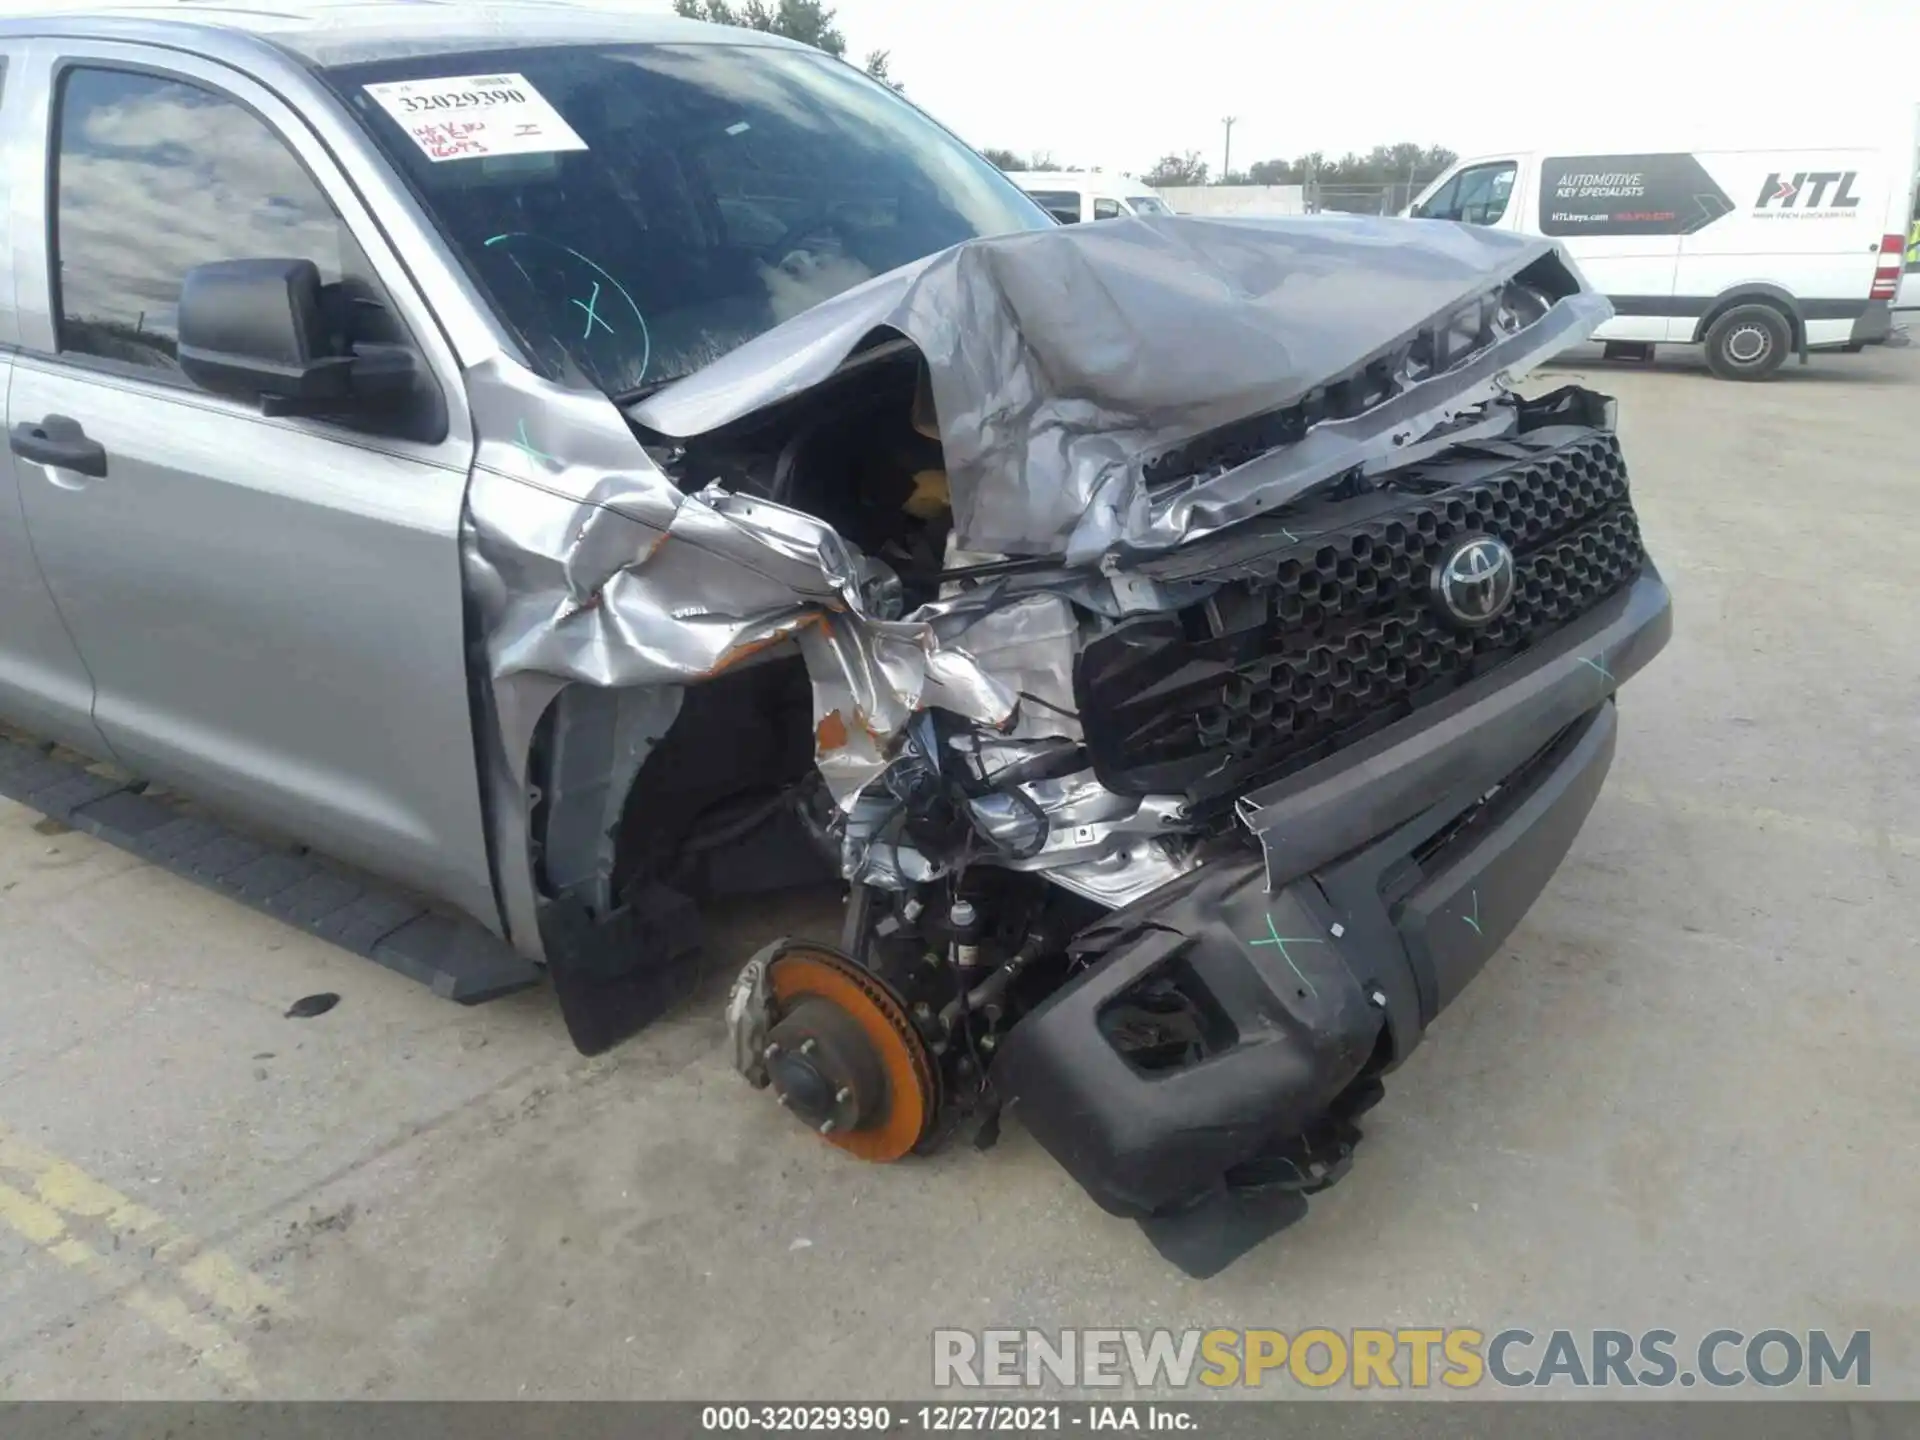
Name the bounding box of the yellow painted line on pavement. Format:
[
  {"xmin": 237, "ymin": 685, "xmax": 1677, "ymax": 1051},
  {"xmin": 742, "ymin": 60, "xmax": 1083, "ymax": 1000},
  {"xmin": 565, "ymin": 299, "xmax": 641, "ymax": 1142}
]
[
  {"xmin": 0, "ymin": 1175, "xmax": 65, "ymax": 1245},
  {"xmin": 0, "ymin": 1179, "xmax": 256, "ymax": 1391},
  {"xmin": 0, "ymin": 1120, "xmax": 286, "ymax": 1322}
]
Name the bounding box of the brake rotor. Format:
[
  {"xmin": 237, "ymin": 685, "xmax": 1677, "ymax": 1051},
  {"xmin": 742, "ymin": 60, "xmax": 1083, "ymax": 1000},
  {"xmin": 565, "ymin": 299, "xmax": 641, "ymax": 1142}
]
[{"xmin": 765, "ymin": 944, "xmax": 936, "ymax": 1162}]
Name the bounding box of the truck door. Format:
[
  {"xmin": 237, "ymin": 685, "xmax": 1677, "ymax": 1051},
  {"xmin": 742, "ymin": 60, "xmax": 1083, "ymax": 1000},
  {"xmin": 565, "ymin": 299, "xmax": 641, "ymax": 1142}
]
[
  {"xmin": 5, "ymin": 41, "xmax": 500, "ymax": 929},
  {"xmin": 0, "ymin": 42, "xmax": 106, "ymax": 755},
  {"xmin": 0, "ymin": 364, "xmax": 107, "ymax": 757}
]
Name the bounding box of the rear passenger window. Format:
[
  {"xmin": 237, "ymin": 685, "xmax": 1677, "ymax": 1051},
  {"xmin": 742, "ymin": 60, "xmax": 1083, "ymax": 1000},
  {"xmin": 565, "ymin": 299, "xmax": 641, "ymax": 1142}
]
[
  {"xmin": 51, "ymin": 66, "xmax": 351, "ymax": 372},
  {"xmin": 1093, "ymin": 197, "xmax": 1122, "ymax": 220}
]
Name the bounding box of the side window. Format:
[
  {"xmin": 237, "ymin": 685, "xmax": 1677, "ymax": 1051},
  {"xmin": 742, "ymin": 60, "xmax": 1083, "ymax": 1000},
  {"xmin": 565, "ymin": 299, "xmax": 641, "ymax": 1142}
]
[
  {"xmin": 1093, "ymin": 197, "xmax": 1122, "ymax": 220},
  {"xmin": 1413, "ymin": 172, "xmax": 1460, "ymax": 220},
  {"xmin": 1453, "ymin": 163, "xmax": 1516, "ymax": 225},
  {"xmin": 1418, "ymin": 162, "xmax": 1516, "ymax": 225},
  {"xmin": 52, "ymin": 66, "xmax": 368, "ymax": 374},
  {"xmin": 1027, "ymin": 189, "xmax": 1081, "ymax": 224}
]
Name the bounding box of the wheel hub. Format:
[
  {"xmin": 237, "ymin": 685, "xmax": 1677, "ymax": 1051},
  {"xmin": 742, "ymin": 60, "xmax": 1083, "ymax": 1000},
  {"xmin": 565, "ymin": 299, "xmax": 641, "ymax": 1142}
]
[
  {"xmin": 764, "ymin": 996, "xmax": 886, "ymax": 1135},
  {"xmin": 1727, "ymin": 325, "xmax": 1770, "ymax": 364},
  {"xmin": 763, "ymin": 945, "xmax": 937, "ymax": 1161}
]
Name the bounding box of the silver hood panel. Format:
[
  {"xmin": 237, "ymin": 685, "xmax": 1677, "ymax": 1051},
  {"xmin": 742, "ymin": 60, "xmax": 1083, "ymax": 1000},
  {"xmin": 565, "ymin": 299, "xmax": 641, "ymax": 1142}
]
[{"xmin": 630, "ymin": 213, "xmax": 1611, "ymax": 560}]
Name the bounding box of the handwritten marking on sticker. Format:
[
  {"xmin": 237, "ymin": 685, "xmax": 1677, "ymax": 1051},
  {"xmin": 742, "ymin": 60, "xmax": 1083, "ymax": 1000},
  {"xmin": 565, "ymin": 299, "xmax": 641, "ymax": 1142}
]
[
  {"xmin": 1462, "ymin": 889, "xmax": 1482, "ymax": 935},
  {"xmin": 363, "ymin": 72, "xmax": 587, "ymax": 162}
]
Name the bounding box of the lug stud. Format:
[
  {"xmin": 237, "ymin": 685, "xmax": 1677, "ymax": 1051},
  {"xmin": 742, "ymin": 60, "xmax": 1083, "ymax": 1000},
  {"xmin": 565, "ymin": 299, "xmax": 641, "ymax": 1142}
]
[
  {"xmin": 800, "ymin": 1038, "xmax": 818, "ymax": 1056},
  {"xmin": 776, "ymin": 1092, "xmax": 791, "ymax": 1108},
  {"xmin": 818, "ymin": 1119, "xmax": 837, "ymax": 1135},
  {"xmin": 764, "ymin": 1042, "xmax": 783, "ymax": 1060},
  {"xmin": 835, "ymin": 1086, "xmax": 852, "ymax": 1104}
]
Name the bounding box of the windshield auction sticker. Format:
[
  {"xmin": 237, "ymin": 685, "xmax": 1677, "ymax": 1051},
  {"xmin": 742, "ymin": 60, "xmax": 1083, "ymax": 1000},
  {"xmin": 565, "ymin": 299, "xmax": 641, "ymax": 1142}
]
[{"xmin": 362, "ymin": 73, "xmax": 588, "ymax": 162}]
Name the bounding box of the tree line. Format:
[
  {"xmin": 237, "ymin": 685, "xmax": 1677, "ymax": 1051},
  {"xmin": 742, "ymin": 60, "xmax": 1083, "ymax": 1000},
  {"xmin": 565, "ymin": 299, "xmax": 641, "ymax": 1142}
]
[
  {"xmin": 671, "ymin": 0, "xmax": 901, "ymax": 87},
  {"xmin": 980, "ymin": 149, "xmax": 1081, "ymax": 173}
]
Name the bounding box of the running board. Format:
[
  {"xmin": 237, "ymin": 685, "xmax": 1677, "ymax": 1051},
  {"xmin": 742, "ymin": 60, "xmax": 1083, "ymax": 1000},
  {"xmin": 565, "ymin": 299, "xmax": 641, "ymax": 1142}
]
[{"xmin": 0, "ymin": 737, "xmax": 541, "ymax": 1004}]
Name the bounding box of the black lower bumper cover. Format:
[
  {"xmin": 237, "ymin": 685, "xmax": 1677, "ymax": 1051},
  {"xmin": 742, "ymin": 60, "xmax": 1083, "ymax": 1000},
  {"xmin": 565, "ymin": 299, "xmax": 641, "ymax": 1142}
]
[{"xmin": 992, "ymin": 570, "xmax": 1671, "ymax": 1271}]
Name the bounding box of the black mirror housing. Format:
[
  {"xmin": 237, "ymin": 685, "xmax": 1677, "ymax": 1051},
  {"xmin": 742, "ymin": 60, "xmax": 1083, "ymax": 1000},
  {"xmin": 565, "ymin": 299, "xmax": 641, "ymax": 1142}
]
[
  {"xmin": 177, "ymin": 258, "xmax": 353, "ymax": 407},
  {"xmin": 174, "ymin": 257, "xmax": 445, "ymax": 441}
]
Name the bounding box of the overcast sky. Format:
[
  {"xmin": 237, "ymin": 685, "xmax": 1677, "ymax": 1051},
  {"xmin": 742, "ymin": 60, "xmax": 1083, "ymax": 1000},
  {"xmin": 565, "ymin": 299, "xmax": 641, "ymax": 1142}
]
[
  {"xmin": 772, "ymin": 0, "xmax": 1919, "ymax": 176},
  {"xmin": 2, "ymin": 0, "xmax": 1912, "ymax": 176}
]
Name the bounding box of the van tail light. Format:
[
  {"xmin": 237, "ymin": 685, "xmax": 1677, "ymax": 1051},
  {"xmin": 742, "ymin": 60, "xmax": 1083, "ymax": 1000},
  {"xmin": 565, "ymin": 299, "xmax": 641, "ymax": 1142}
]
[{"xmin": 1870, "ymin": 233, "xmax": 1904, "ymax": 301}]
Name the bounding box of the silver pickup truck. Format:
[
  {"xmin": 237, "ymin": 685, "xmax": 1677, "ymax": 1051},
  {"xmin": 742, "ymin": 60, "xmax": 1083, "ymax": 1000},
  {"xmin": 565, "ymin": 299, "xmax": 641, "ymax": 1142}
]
[{"xmin": 0, "ymin": 0, "xmax": 1669, "ymax": 1273}]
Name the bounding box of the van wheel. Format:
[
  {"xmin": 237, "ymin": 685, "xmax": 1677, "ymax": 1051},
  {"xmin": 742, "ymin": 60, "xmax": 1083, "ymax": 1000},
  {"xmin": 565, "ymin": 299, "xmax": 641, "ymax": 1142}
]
[{"xmin": 1704, "ymin": 304, "xmax": 1790, "ymax": 380}]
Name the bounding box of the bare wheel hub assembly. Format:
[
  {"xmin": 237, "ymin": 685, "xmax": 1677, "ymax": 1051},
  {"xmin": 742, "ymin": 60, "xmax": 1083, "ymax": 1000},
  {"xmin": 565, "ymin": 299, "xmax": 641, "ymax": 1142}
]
[{"xmin": 763, "ymin": 946, "xmax": 936, "ymax": 1162}]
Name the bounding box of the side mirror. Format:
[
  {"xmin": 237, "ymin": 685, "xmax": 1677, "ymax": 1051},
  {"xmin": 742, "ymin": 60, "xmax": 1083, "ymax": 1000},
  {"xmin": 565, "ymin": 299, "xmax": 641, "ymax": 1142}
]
[{"xmin": 176, "ymin": 258, "xmax": 418, "ymax": 419}]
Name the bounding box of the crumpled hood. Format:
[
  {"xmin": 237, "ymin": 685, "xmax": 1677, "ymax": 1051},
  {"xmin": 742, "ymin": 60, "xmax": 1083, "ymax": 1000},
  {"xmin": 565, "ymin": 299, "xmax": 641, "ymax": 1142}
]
[{"xmin": 630, "ymin": 213, "xmax": 1612, "ymax": 560}]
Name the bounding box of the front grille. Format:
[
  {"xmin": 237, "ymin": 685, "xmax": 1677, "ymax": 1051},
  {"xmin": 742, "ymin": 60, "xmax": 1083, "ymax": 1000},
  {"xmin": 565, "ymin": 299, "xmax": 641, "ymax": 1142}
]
[{"xmin": 1076, "ymin": 429, "xmax": 1645, "ymax": 804}]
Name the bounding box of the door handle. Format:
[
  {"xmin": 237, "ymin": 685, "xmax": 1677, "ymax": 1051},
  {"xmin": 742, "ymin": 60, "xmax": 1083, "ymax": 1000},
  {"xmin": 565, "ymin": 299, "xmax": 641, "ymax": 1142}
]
[{"xmin": 10, "ymin": 415, "xmax": 108, "ymax": 478}]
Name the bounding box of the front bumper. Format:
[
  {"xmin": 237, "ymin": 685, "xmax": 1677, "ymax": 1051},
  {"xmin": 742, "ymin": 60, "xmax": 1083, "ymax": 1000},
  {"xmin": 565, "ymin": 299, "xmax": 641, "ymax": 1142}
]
[{"xmin": 992, "ymin": 567, "xmax": 1672, "ymax": 1221}]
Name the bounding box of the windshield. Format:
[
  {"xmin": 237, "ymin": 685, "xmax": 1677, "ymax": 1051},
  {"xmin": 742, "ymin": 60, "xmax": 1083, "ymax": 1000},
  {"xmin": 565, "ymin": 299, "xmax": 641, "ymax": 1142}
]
[
  {"xmin": 326, "ymin": 44, "xmax": 1051, "ymax": 394},
  {"xmin": 1127, "ymin": 195, "xmax": 1170, "ymax": 215}
]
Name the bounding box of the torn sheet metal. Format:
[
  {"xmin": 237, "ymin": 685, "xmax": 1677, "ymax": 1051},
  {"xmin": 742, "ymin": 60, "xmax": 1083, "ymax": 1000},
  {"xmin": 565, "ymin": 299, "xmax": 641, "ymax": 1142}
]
[
  {"xmin": 462, "ymin": 357, "xmax": 1016, "ymax": 814},
  {"xmin": 631, "ymin": 213, "xmax": 1611, "ymax": 560}
]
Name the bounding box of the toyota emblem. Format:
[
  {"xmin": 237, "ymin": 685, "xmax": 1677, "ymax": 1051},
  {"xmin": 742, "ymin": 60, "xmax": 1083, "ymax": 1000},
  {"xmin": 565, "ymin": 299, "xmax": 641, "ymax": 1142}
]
[{"xmin": 1431, "ymin": 535, "xmax": 1517, "ymax": 627}]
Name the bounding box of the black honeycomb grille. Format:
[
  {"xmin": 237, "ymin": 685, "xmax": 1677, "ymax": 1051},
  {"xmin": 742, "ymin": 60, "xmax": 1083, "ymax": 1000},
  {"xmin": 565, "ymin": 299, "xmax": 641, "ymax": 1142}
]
[{"xmin": 1076, "ymin": 430, "xmax": 1646, "ymax": 804}]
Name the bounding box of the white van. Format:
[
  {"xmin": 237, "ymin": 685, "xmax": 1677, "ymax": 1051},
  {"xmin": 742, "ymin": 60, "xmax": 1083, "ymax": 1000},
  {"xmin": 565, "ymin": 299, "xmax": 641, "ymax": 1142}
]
[
  {"xmin": 1010, "ymin": 171, "xmax": 1172, "ymax": 225},
  {"xmin": 1409, "ymin": 116, "xmax": 1919, "ymax": 378}
]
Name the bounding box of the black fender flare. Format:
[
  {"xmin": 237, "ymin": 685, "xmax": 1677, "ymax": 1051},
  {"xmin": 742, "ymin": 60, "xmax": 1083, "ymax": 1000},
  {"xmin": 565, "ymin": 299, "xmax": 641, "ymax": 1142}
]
[{"xmin": 1691, "ymin": 283, "xmax": 1807, "ymax": 358}]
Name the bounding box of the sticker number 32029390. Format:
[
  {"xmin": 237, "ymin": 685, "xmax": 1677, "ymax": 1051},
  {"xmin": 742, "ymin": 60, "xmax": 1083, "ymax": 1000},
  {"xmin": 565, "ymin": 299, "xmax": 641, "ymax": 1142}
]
[{"xmin": 362, "ymin": 72, "xmax": 589, "ymax": 162}]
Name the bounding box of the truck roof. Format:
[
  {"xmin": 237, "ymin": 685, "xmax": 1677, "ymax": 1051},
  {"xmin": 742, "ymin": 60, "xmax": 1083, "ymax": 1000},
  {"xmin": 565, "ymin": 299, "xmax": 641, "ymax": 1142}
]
[{"xmin": 0, "ymin": 0, "xmax": 806, "ymax": 66}]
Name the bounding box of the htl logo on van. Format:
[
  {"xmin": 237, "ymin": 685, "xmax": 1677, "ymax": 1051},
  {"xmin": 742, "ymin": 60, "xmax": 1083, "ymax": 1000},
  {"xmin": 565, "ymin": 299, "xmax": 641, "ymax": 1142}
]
[{"xmin": 1754, "ymin": 171, "xmax": 1863, "ymax": 211}]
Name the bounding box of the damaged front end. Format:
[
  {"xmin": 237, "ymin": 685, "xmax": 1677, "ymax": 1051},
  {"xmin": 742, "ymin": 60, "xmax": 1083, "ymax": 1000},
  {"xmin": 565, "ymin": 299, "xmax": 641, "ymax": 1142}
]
[{"xmin": 464, "ymin": 214, "xmax": 1670, "ymax": 1274}]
